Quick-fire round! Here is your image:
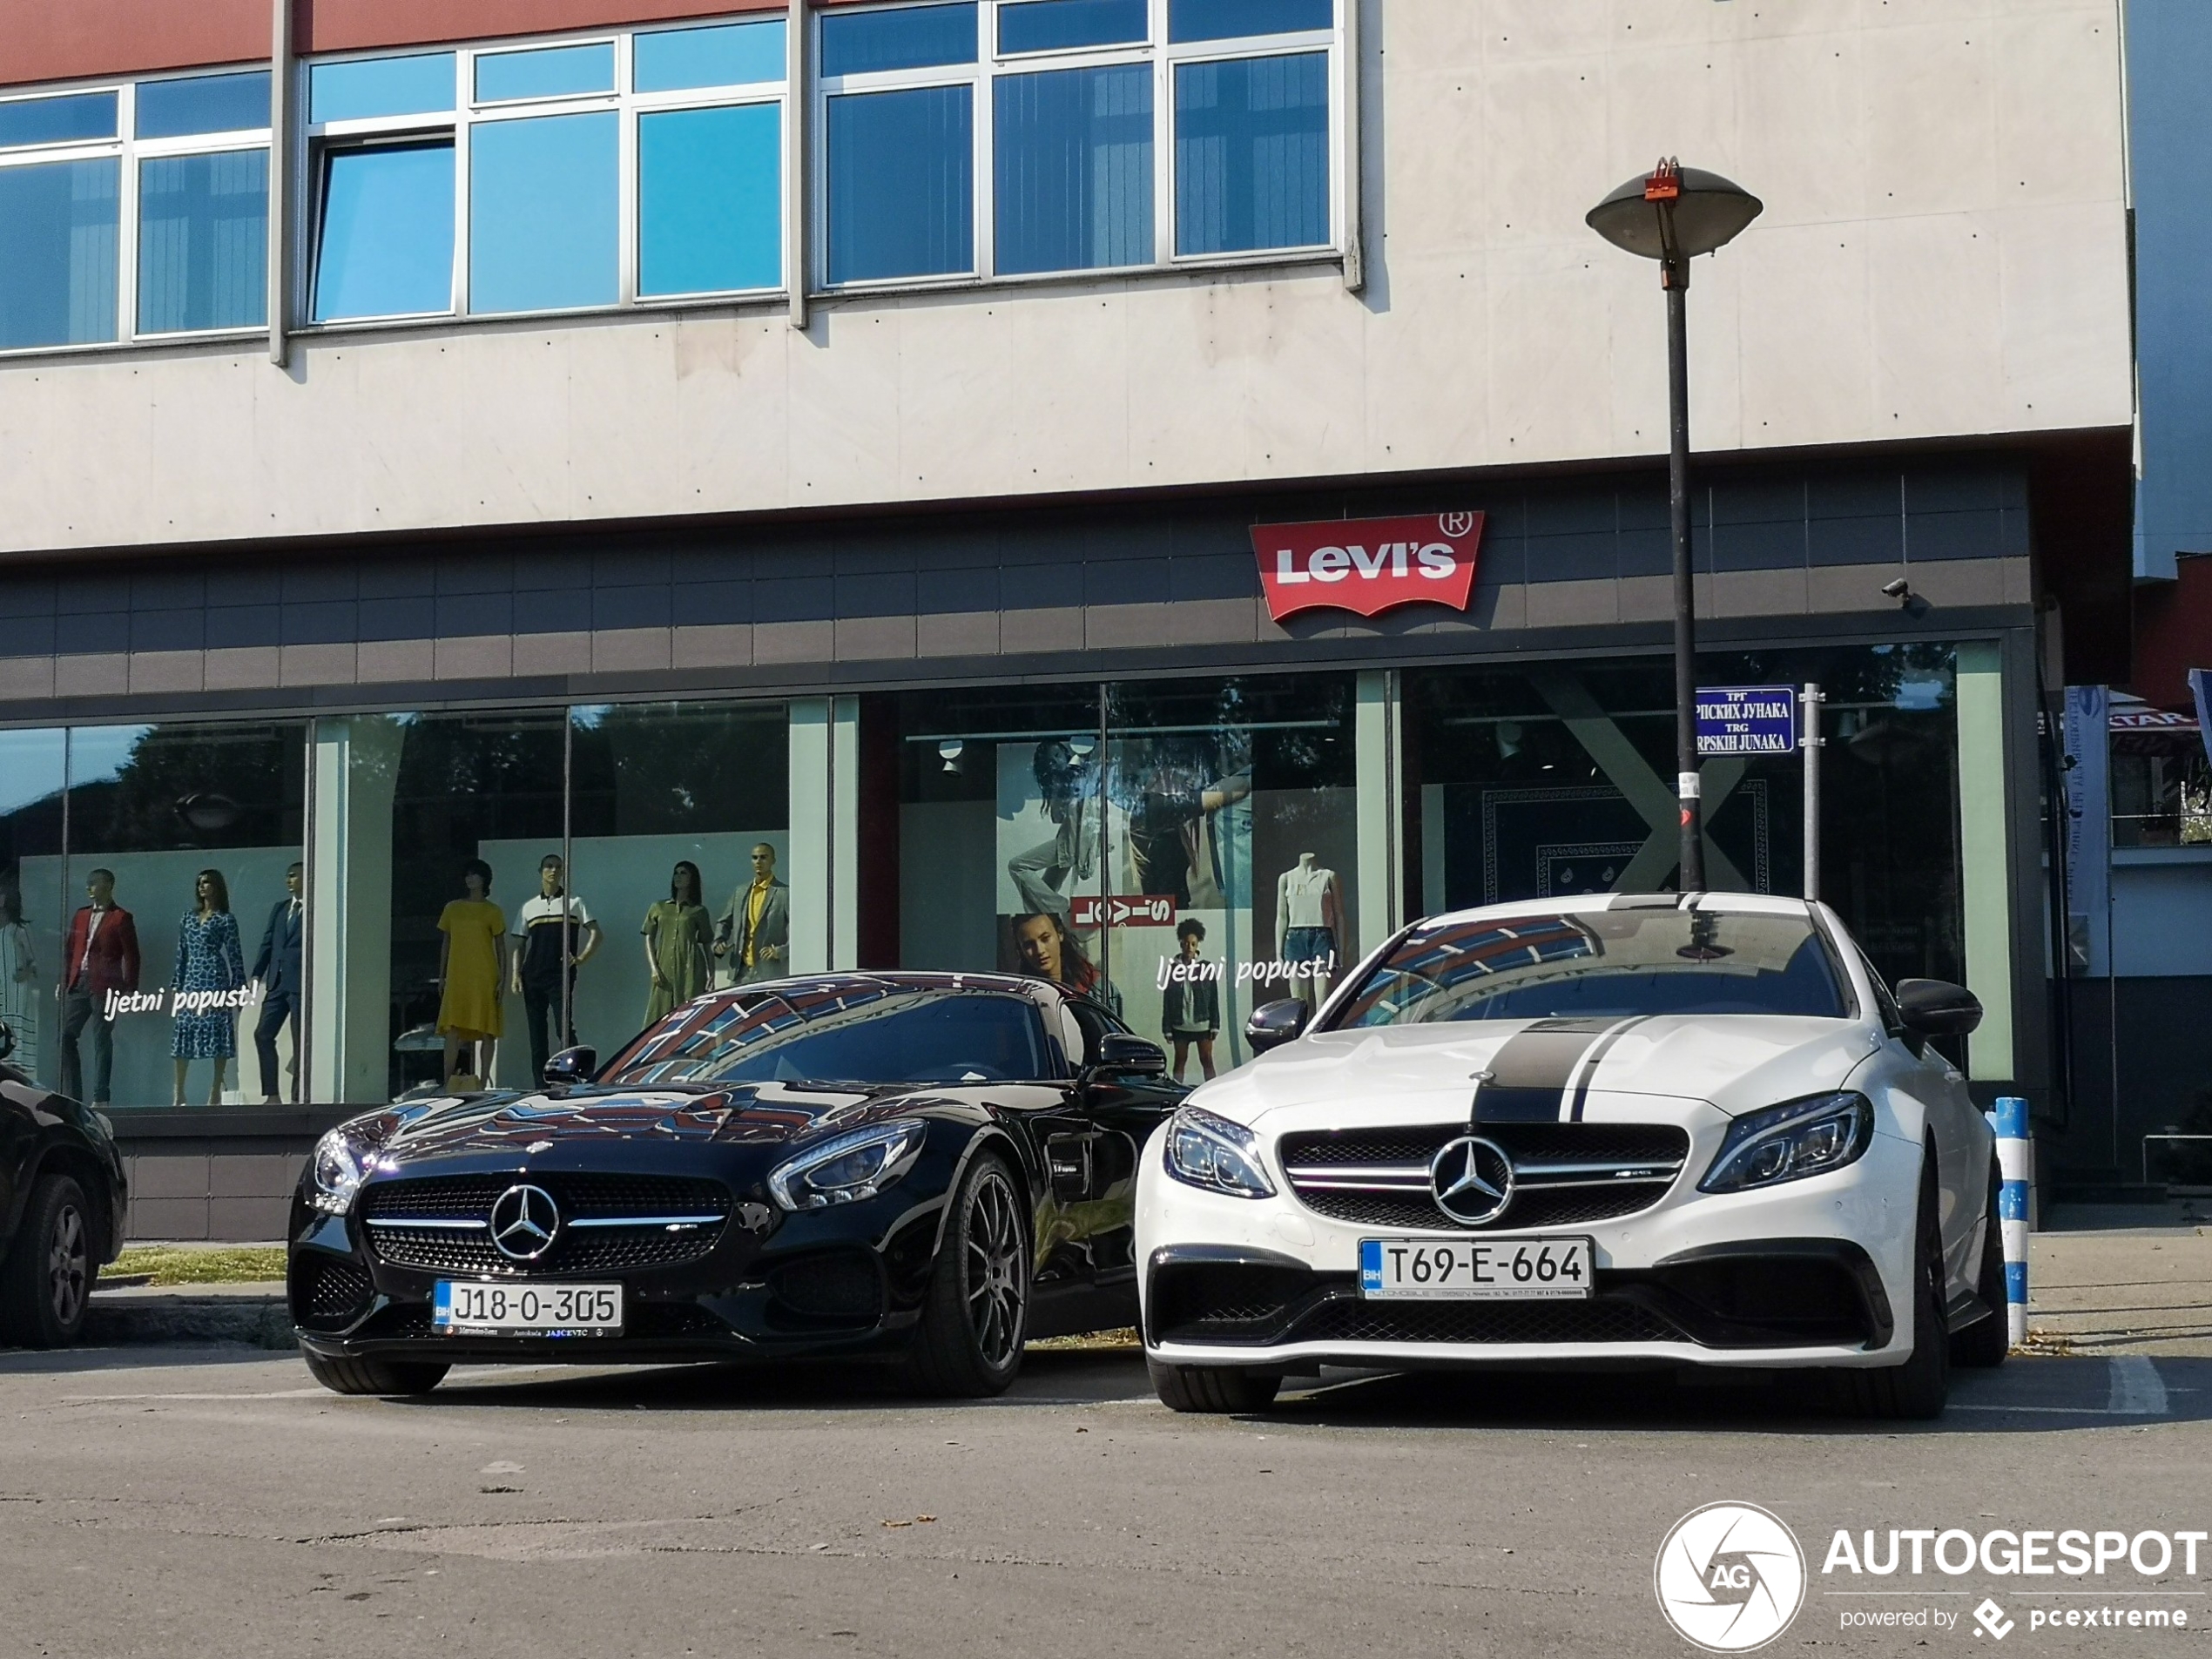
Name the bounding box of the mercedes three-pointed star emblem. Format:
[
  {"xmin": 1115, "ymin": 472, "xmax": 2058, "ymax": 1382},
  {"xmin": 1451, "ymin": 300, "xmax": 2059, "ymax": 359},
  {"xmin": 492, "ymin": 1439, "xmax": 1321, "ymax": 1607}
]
[
  {"xmin": 1429, "ymin": 1136, "xmax": 1514, "ymax": 1226},
  {"xmin": 489, "ymin": 1183, "xmax": 562, "ymax": 1261}
]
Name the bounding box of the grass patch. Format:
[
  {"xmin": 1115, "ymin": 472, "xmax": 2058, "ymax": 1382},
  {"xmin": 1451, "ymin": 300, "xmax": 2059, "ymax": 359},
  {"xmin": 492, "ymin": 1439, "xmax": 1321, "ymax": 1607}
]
[
  {"xmin": 113, "ymin": 1244, "xmax": 287, "ymax": 1285},
  {"xmin": 1027, "ymin": 1327, "xmax": 1139, "ymax": 1353}
]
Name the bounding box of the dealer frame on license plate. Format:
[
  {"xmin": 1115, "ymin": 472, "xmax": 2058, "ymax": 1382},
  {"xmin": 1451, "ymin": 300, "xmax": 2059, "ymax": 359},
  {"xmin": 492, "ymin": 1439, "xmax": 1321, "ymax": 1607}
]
[
  {"xmin": 1358, "ymin": 1236, "xmax": 1594, "ymax": 1301},
  {"xmin": 432, "ymin": 1280, "xmax": 624, "ymax": 1335}
]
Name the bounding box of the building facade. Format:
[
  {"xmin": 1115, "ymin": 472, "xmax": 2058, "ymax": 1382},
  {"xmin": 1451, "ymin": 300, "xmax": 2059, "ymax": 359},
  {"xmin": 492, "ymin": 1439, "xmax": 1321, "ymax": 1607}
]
[{"xmin": 0, "ymin": 0, "xmax": 2137, "ymax": 1236}]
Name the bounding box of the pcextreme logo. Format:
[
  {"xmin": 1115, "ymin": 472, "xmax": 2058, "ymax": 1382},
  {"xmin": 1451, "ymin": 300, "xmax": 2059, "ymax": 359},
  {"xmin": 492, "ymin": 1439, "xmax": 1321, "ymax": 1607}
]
[{"xmin": 1655, "ymin": 1502, "xmax": 1808, "ymax": 1653}]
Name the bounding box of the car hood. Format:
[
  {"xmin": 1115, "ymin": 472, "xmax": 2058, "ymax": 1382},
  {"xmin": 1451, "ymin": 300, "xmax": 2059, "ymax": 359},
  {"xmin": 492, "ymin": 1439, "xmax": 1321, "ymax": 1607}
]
[
  {"xmin": 354, "ymin": 1080, "xmax": 925, "ymax": 1162},
  {"xmin": 1193, "ymin": 1015, "xmax": 1878, "ymax": 1133}
]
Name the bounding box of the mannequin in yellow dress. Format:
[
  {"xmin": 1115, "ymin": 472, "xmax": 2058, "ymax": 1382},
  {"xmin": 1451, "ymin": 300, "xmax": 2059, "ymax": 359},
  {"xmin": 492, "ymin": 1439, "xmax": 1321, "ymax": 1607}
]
[{"xmin": 436, "ymin": 859, "xmax": 507, "ymax": 1086}]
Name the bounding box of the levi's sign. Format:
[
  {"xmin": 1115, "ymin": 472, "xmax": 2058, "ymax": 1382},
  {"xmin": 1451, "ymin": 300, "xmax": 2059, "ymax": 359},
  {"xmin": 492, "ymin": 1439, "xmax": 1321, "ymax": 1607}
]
[{"xmin": 1251, "ymin": 512, "xmax": 1486, "ymax": 621}]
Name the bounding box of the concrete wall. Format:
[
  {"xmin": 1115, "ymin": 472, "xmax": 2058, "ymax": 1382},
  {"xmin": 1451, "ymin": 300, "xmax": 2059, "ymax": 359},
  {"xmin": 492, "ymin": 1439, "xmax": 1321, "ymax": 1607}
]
[{"xmin": 0, "ymin": 0, "xmax": 2133, "ymax": 559}]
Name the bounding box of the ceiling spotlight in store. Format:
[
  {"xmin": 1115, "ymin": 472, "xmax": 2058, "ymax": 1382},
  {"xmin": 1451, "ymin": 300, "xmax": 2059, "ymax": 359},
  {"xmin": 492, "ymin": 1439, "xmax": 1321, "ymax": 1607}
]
[
  {"xmin": 938, "ymin": 739, "xmax": 965, "ymax": 773},
  {"xmin": 1497, "ymin": 721, "xmax": 1524, "ymax": 759},
  {"xmin": 176, "ymin": 792, "xmax": 240, "ymax": 833}
]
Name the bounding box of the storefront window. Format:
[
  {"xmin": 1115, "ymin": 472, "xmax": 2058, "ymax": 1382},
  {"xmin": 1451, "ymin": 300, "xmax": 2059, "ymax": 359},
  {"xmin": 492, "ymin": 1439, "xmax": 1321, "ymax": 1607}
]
[
  {"xmin": 566, "ymin": 700, "xmax": 790, "ymax": 1072},
  {"xmin": 54, "ymin": 721, "xmax": 307, "ymax": 1108},
  {"xmin": 345, "ymin": 700, "xmax": 788, "ymax": 1102},
  {"xmin": 1404, "ymin": 644, "xmax": 1964, "ymax": 991},
  {"xmin": 887, "ymin": 674, "xmax": 1357, "ymax": 1078},
  {"xmin": 0, "ymin": 728, "xmax": 65, "ymax": 1090}
]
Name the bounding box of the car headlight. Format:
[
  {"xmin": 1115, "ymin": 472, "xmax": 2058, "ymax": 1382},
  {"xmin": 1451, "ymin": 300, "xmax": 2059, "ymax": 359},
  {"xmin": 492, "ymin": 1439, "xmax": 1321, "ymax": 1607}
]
[
  {"xmin": 768, "ymin": 1121, "xmax": 928, "ymax": 1211},
  {"xmin": 1699, "ymin": 1091, "xmax": 1874, "ymax": 1194},
  {"xmin": 308, "ymin": 1128, "xmax": 368, "ymax": 1215},
  {"xmin": 1163, "ymin": 1106, "xmax": 1275, "ymax": 1199}
]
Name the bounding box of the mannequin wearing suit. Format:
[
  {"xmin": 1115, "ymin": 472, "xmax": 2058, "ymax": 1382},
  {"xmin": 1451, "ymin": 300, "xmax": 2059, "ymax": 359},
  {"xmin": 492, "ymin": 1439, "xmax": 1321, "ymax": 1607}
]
[
  {"xmin": 59, "ymin": 867, "xmax": 139, "ymax": 1106},
  {"xmin": 252, "ymin": 861, "xmax": 306, "ymax": 1105},
  {"xmin": 714, "ymin": 843, "xmax": 790, "ymax": 988}
]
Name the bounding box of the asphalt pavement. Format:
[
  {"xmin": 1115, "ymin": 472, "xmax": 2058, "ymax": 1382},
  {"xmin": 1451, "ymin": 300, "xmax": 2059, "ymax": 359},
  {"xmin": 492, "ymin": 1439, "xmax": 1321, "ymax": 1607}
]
[{"xmin": 3, "ymin": 1337, "xmax": 2209, "ymax": 1659}]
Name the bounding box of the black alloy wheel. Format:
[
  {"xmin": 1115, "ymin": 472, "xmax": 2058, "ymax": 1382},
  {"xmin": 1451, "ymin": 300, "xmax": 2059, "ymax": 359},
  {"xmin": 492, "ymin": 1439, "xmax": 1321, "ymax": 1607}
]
[
  {"xmin": 907, "ymin": 1150, "xmax": 1028, "ymax": 1398},
  {"xmin": 301, "ymin": 1349, "xmax": 451, "ymax": 1397},
  {"xmin": 0, "ymin": 1175, "xmax": 95, "ymax": 1349},
  {"xmin": 1843, "ymin": 1143, "xmax": 1951, "ymax": 1420},
  {"xmin": 1951, "ymin": 1158, "xmax": 2010, "ymax": 1369}
]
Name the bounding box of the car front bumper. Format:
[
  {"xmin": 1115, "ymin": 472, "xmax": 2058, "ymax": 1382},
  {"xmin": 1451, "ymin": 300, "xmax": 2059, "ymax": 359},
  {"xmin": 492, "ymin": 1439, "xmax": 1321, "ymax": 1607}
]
[{"xmin": 1136, "ymin": 1123, "xmax": 1923, "ymax": 1372}]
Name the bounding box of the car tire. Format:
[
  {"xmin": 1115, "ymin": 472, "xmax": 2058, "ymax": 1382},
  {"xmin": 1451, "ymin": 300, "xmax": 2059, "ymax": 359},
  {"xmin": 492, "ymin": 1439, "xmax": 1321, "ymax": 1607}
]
[
  {"xmin": 0, "ymin": 1175, "xmax": 96, "ymax": 1350},
  {"xmin": 1950, "ymin": 1160, "xmax": 2010, "ymax": 1370},
  {"xmin": 301, "ymin": 1349, "xmax": 450, "ymax": 1397},
  {"xmin": 1844, "ymin": 1145, "xmax": 1951, "ymax": 1420},
  {"xmin": 906, "ymin": 1150, "xmax": 1028, "ymax": 1399},
  {"xmin": 1147, "ymin": 1359, "xmax": 1282, "ymax": 1415}
]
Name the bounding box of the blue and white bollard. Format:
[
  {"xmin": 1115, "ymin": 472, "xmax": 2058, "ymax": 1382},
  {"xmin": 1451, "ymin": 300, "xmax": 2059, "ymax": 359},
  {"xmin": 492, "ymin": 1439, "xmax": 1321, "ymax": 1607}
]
[{"xmin": 1991, "ymin": 1096, "xmax": 2032, "ymax": 1347}]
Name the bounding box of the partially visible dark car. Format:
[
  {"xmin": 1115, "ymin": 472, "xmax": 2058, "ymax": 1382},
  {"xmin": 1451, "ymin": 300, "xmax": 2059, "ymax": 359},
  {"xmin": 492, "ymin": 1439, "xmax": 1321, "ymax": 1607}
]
[
  {"xmin": 289, "ymin": 974, "xmax": 1184, "ymax": 1398},
  {"xmin": 0, "ymin": 1020, "xmax": 129, "ymax": 1347}
]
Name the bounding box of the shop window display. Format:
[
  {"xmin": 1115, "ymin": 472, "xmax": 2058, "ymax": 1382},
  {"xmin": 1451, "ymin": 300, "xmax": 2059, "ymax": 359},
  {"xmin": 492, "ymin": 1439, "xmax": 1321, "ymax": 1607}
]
[
  {"xmin": 356, "ymin": 701, "xmax": 788, "ymax": 1100},
  {"xmin": 0, "ymin": 728, "xmax": 65, "ymax": 1088},
  {"xmin": 1403, "ymin": 644, "xmax": 1965, "ymax": 992},
  {"xmin": 889, "ymin": 674, "xmax": 1357, "ymax": 1077},
  {"xmin": 0, "ymin": 721, "xmax": 308, "ymax": 1109}
]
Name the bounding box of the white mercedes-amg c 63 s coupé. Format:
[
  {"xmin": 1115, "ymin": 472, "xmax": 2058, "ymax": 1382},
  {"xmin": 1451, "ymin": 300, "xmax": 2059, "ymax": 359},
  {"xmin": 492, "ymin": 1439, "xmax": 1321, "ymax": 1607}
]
[{"xmin": 1135, "ymin": 894, "xmax": 2007, "ymax": 1419}]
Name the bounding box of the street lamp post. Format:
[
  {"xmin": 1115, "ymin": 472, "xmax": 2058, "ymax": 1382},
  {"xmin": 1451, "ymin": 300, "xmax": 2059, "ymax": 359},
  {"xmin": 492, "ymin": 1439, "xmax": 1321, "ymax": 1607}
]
[{"xmin": 1587, "ymin": 160, "xmax": 1763, "ymax": 893}]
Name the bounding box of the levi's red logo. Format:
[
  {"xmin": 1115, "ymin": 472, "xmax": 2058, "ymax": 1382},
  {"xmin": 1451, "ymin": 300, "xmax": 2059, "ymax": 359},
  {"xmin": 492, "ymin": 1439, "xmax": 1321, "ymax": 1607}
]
[{"xmin": 1251, "ymin": 512, "xmax": 1486, "ymax": 621}]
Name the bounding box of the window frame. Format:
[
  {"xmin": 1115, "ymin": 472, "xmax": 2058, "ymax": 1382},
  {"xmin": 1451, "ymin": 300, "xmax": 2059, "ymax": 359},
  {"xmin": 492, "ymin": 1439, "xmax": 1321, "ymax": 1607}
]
[
  {"xmin": 0, "ymin": 65, "xmax": 273, "ymax": 357},
  {"xmin": 299, "ymin": 22, "xmax": 791, "ymax": 333},
  {"xmin": 812, "ymin": 0, "xmax": 1344, "ymax": 296}
]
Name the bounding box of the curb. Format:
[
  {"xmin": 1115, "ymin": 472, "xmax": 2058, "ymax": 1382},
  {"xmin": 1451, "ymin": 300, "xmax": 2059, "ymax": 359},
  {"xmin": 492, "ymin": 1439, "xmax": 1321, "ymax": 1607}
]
[{"xmin": 83, "ymin": 1294, "xmax": 296, "ymax": 1352}]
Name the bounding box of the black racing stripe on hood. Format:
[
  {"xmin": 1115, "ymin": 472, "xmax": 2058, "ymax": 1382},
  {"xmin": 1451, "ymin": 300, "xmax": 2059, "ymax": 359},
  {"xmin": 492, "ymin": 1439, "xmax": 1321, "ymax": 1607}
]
[
  {"xmin": 1565, "ymin": 1015, "xmax": 1656, "ymax": 1121},
  {"xmin": 1472, "ymin": 1018, "xmax": 1619, "ymax": 1123}
]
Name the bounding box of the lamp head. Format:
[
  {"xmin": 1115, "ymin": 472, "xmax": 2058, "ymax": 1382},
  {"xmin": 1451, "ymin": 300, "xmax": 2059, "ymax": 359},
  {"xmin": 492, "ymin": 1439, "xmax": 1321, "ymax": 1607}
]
[{"xmin": 1587, "ymin": 158, "xmax": 1763, "ymax": 266}]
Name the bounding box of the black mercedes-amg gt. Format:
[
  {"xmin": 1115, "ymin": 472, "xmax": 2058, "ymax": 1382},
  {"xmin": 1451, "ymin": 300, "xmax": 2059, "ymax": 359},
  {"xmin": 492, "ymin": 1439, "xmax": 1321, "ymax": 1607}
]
[{"xmin": 289, "ymin": 973, "xmax": 1184, "ymax": 1398}]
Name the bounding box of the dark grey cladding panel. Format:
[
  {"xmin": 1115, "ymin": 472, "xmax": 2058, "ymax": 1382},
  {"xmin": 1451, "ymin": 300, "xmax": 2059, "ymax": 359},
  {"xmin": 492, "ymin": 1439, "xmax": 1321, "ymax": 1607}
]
[
  {"xmin": 686, "ymin": 579, "xmax": 752, "ymax": 625},
  {"xmin": 51, "ymin": 610, "xmax": 116, "ymax": 653},
  {"xmin": 431, "ymin": 592, "xmax": 510, "ymax": 637},
  {"xmin": 359, "ymin": 595, "xmax": 435, "ymax": 640},
  {"xmin": 833, "ymin": 570, "xmax": 917, "ymax": 619},
  {"xmin": 204, "ymin": 604, "xmax": 280, "ymax": 649},
  {"xmin": 514, "ymin": 588, "xmax": 591, "ymax": 632},
  {"xmin": 280, "ymin": 599, "xmax": 358, "ymax": 646},
  {"xmin": 590, "ymin": 583, "xmax": 674, "ymax": 630},
  {"xmin": 0, "ymin": 457, "xmax": 2040, "ymax": 688}
]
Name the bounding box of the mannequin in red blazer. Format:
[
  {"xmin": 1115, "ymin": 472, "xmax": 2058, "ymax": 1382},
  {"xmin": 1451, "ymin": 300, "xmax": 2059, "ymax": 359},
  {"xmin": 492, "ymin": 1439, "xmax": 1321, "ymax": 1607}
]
[{"xmin": 59, "ymin": 867, "xmax": 139, "ymax": 1106}]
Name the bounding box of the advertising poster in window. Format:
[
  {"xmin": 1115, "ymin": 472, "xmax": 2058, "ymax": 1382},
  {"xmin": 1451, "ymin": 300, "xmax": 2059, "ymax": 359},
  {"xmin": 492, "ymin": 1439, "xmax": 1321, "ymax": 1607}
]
[{"xmin": 990, "ymin": 710, "xmax": 1355, "ymax": 1083}]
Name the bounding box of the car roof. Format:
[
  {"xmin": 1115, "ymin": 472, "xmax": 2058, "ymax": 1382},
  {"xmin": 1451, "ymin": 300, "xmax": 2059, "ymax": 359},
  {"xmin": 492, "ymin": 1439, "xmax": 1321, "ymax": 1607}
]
[
  {"xmin": 1414, "ymin": 892, "xmax": 1818, "ymax": 932},
  {"xmin": 678, "ymin": 970, "xmax": 1063, "ymax": 1015}
]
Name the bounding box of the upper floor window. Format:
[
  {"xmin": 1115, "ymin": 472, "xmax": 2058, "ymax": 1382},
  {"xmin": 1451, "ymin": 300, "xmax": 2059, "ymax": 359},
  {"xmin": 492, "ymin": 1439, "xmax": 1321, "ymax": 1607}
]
[
  {"xmin": 0, "ymin": 70, "xmax": 270, "ymax": 352},
  {"xmin": 306, "ymin": 19, "xmax": 786, "ymax": 325},
  {"xmin": 816, "ymin": 0, "xmax": 1339, "ymax": 287}
]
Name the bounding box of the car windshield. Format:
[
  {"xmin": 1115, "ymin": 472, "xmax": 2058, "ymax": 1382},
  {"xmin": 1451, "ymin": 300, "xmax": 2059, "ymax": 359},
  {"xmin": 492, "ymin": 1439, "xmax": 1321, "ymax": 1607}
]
[
  {"xmin": 1332, "ymin": 908, "xmax": 1852, "ymax": 1026},
  {"xmin": 604, "ymin": 986, "xmax": 1051, "ymax": 1087}
]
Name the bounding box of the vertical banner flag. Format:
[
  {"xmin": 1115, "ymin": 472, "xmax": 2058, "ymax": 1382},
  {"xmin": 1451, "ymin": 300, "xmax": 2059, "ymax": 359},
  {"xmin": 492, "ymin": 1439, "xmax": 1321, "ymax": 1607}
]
[{"xmin": 2060, "ymin": 685, "xmax": 2109, "ymax": 974}]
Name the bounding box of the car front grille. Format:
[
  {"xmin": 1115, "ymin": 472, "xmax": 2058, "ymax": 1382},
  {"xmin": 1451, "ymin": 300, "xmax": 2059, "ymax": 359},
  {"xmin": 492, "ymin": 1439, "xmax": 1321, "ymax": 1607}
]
[
  {"xmin": 291, "ymin": 1255, "xmax": 374, "ymax": 1330},
  {"xmin": 1278, "ymin": 1121, "xmax": 1690, "ymax": 1231},
  {"xmin": 360, "ymin": 1172, "xmax": 731, "ymax": 1278},
  {"xmin": 1286, "ymin": 1296, "xmax": 1683, "ymax": 1346}
]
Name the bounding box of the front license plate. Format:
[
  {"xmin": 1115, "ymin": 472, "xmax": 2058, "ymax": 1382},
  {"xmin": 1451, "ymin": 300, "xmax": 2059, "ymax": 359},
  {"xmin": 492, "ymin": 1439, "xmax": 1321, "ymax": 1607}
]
[
  {"xmin": 432, "ymin": 1281, "xmax": 624, "ymax": 1335},
  {"xmin": 1359, "ymin": 1237, "xmax": 1594, "ymax": 1301}
]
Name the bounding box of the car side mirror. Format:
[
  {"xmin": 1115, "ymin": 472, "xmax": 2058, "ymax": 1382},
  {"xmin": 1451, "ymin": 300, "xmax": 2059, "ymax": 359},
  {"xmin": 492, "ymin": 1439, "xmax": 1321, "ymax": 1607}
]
[
  {"xmin": 1245, "ymin": 998, "xmax": 1310, "ymax": 1055},
  {"xmin": 0, "ymin": 1021, "xmax": 13, "ymax": 1062},
  {"xmin": 542, "ymin": 1045, "xmax": 598, "ymax": 1089},
  {"xmin": 1893, "ymin": 980, "xmax": 1982, "ymax": 1038},
  {"xmin": 1087, "ymin": 1033, "xmax": 1167, "ymax": 1079}
]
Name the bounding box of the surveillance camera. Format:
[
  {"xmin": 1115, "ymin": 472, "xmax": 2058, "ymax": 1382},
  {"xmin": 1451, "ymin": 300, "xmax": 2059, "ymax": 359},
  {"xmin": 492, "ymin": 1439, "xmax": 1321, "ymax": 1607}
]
[{"xmin": 1881, "ymin": 577, "xmax": 1912, "ymax": 601}]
